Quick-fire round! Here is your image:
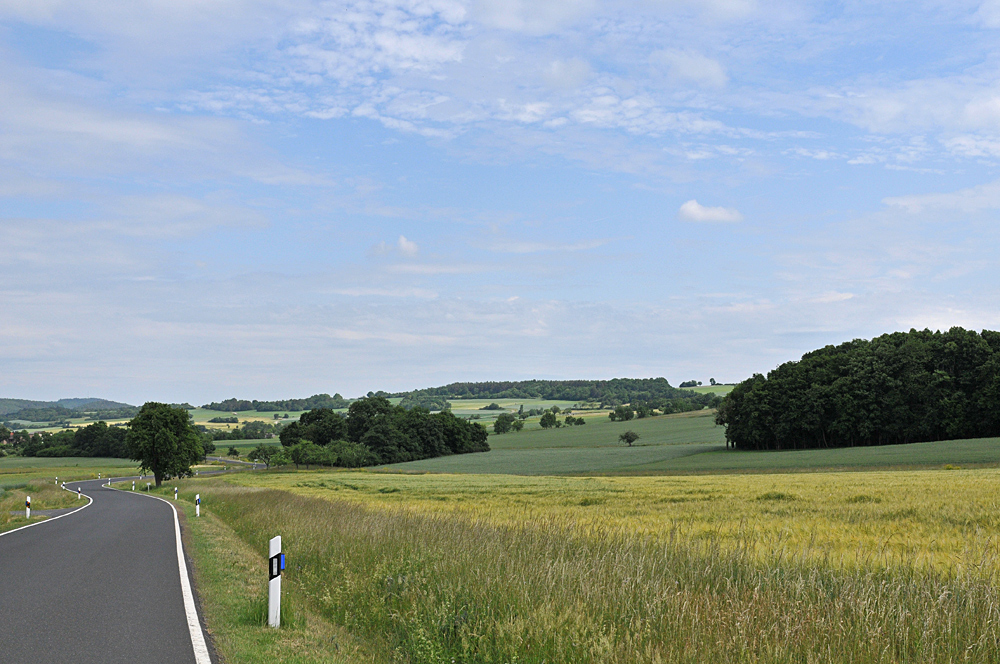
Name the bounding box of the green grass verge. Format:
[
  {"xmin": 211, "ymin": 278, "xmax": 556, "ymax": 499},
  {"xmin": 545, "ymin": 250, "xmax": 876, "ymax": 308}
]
[{"xmin": 113, "ymin": 483, "xmax": 379, "ymax": 664}]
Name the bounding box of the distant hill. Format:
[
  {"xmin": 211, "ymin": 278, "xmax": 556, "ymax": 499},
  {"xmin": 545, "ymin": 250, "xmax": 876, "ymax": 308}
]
[{"xmin": 0, "ymin": 397, "xmax": 136, "ymax": 423}]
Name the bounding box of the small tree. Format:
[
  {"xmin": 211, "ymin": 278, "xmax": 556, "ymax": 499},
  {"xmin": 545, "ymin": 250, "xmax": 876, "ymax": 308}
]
[
  {"xmin": 248, "ymin": 443, "xmax": 278, "ymax": 469},
  {"xmin": 228, "ymin": 446, "xmax": 240, "ymax": 458},
  {"xmin": 494, "ymin": 413, "xmax": 516, "ymax": 434},
  {"xmin": 511, "ymin": 419, "xmax": 524, "ymax": 432},
  {"xmin": 126, "ymin": 403, "xmax": 203, "ymax": 487},
  {"xmin": 619, "ymin": 430, "xmax": 640, "ymax": 447},
  {"xmin": 539, "ymin": 411, "xmax": 557, "ymax": 429}
]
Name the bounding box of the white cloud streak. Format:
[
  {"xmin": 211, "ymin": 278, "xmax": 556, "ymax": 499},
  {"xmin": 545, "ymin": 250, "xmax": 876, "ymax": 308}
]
[{"xmin": 678, "ymin": 199, "xmax": 743, "ymax": 223}]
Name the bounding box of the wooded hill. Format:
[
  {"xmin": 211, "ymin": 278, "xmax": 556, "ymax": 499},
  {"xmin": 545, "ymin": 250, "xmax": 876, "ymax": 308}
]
[
  {"xmin": 201, "ymin": 393, "xmax": 350, "ymax": 412},
  {"xmin": 393, "ymin": 378, "xmax": 717, "ymax": 409},
  {"xmin": 716, "ymin": 328, "xmax": 1000, "ymax": 450},
  {"xmin": 0, "ymin": 397, "xmax": 134, "ymax": 418}
]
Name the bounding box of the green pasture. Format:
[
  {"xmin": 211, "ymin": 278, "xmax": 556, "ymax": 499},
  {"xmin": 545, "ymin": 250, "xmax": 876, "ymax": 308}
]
[
  {"xmin": 684, "ymin": 384, "xmax": 734, "ymax": 395},
  {"xmin": 213, "ymin": 439, "xmax": 282, "ymax": 454},
  {"xmin": 622, "ymin": 436, "xmax": 1000, "ymax": 474},
  {"xmin": 187, "ymin": 409, "xmax": 309, "ymax": 425},
  {"xmin": 489, "ymin": 410, "xmax": 722, "ymax": 449},
  {"xmin": 0, "ymin": 456, "xmax": 141, "ymax": 486},
  {"xmin": 381, "ymin": 408, "xmax": 1000, "ymax": 475}
]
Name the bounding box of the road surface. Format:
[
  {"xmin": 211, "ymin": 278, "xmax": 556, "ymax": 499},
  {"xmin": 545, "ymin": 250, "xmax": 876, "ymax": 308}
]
[{"xmin": 0, "ymin": 478, "xmax": 214, "ymax": 663}]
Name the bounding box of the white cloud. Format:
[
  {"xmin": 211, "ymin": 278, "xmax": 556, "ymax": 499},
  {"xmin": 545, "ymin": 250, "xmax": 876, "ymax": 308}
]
[
  {"xmin": 471, "ymin": 0, "xmax": 596, "ymax": 34},
  {"xmin": 651, "ymin": 50, "xmax": 728, "ymax": 88},
  {"xmin": 543, "ymin": 59, "xmax": 592, "ymax": 90},
  {"xmin": 678, "ymin": 199, "xmax": 743, "ymax": 223},
  {"xmin": 397, "ymin": 235, "xmax": 419, "ymax": 256},
  {"xmin": 882, "ymin": 179, "xmax": 1000, "ymax": 214}
]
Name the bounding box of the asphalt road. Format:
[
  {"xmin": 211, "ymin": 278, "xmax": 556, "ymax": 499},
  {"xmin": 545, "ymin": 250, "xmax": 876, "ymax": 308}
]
[{"xmin": 0, "ymin": 478, "xmax": 215, "ymax": 663}]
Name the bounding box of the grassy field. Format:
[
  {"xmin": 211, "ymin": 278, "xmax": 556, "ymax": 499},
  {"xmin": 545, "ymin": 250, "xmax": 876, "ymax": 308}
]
[
  {"xmin": 0, "ymin": 456, "xmax": 140, "ymax": 486},
  {"xmin": 382, "ymin": 411, "xmax": 1000, "ymax": 475},
  {"xmin": 684, "ymin": 384, "xmax": 734, "ymax": 395},
  {"xmin": 168, "ymin": 467, "xmax": 1000, "ymax": 663}
]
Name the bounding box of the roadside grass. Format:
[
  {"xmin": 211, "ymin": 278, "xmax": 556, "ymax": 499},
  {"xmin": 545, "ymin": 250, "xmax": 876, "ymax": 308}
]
[
  {"xmin": 114, "ymin": 482, "xmax": 379, "ymax": 664},
  {"xmin": 177, "ymin": 477, "xmax": 1000, "ymax": 664},
  {"xmin": 0, "ymin": 480, "xmax": 83, "ymax": 533}
]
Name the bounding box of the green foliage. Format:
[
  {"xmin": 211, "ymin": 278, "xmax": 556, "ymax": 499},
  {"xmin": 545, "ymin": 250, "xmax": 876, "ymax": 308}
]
[
  {"xmin": 493, "ymin": 413, "xmax": 516, "ymax": 434},
  {"xmin": 679, "ymin": 380, "xmax": 702, "ymax": 388},
  {"xmin": 125, "ymin": 403, "xmax": 203, "ymax": 486},
  {"xmin": 479, "ymin": 402, "xmax": 504, "ymax": 410},
  {"xmin": 540, "ymin": 412, "xmax": 557, "ymax": 429},
  {"xmin": 278, "ymin": 397, "xmax": 489, "ymax": 466},
  {"xmin": 228, "ymin": 446, "xmax": 240, "ymax": 457},
  {"xmin": 202, "ymin": 393, "xmax": 349, "ymax": 412},
  {"xmin": 609, "ymin": 405, "xmax": 634, "ymax": 422},
  {"xmin": 398, "ymin": 394, "xmax": 451, "ymax": 411},
  {"xmin": 208, "ymin": 416, "xmax": 239, "ymax": 424},
  {"xmin": 392, "ymin": 378, "xmax": 720, "ymax": 409},
  {"xmin": 717, "ymin": 327, "xmax": 1000, "ymax": 450},
  {"xmin": 247, "ymin": 443, "xmax": 278, "ymax": 468},
  {"xmin": 11, "ymin": 421, "xmax": 128, "ymax": 458},
  {"xmin": 619, "ymin": 430, "xmax": 640, "ymax": 446},
  {"xmin": 204, "ymin": 420, "xmax": 282, "ymax": 441}
]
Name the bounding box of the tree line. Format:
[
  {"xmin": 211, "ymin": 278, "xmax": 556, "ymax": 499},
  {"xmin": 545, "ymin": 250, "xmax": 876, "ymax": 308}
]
[
  {"xmin": 393, "ymin": 378, "xmax": 718, "ymax": 408},
  {"xmin": 279, "ymin": 396, "xmax": 489, "ymax": 465},
  {"xmin": 715, "ymin": 327, "xmax": 1000, "ymax": 450},
  {"xmin": 201, "ymin": 393, "xmax": 350, "ymax": 412}
]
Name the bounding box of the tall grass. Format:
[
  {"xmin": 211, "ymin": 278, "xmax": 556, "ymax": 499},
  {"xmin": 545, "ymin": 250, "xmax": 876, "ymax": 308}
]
[{"xmin": 200, "ymin": 484, "xmax": 1000, "ymax": 664}]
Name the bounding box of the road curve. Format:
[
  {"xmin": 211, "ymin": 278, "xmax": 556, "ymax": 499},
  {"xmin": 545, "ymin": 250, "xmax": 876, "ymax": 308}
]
[{"xmin": 0, "ymin": 478, "xmax": 215, "ymax": 664}]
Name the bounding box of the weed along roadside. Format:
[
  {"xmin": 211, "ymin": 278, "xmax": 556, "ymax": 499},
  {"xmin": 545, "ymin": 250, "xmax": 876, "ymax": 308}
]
[{"xmin": 148, "ymin": 475, "xmax": 1000, "ymax": 664}]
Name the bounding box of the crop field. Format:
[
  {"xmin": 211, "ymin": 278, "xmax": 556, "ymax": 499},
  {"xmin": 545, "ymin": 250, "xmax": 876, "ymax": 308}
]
[{"xmin": 169, "ymin": 463, "xmax": 1000, "ymax": 663}]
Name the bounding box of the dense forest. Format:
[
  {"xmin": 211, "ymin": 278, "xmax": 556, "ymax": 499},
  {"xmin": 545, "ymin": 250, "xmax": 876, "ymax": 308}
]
[
  {"xmin": 715, "ymin": 328, "xmax": 1000, "ymax": 450},
  {"xmin": 0, "ymin": 398, "xmax": 134, "ymax": 417},
  {"xmin": 394, "ymin": 378, "xmax": 718, "ymax": 409},
  {"xmin": 202, "ymin": 393, "xmax": 350, "ymax": 412},
  {"xmin": 279, "ymin": 396, "xmax": 489, "ymax": 466}
]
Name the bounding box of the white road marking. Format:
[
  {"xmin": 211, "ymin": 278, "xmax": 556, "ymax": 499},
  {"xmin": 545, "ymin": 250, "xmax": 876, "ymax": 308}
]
[{"xmin": 106, "ymin": 481, "xmax": 213, "ymax": 664}]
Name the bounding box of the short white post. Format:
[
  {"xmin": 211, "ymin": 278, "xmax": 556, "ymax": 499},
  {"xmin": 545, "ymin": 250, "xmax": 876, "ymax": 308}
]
[
  {"xmin": 77, "ymin": 487, "xmax": 81, "ymax": 500},
  {"xmin": 174, "ymin": 487, "xmax": 178, "ymax": 500},
  {"xmin": 25, "ymin": 496, "xmax": 31, "ymax": 519},
  {"xmin": 55, "ymin": 477, "xmax": 58, "ymax": 485},
  {"xmin": 132, "ymin": 481, "xmax": 135, "ymax": 491},
  {"xmin": 147, "ymin": 482, "xmax": 151, "ymax": 491},
  {"xmin": 98, "ymin": 473, "xmax": 101, "ymax": 479},
  {"xmin": 268, "ymin": 536, "xmax": 283, "ymax": 628},
  {"xmin": 195, "ymin": 494, "xmax": 200, "ymax": 517}
]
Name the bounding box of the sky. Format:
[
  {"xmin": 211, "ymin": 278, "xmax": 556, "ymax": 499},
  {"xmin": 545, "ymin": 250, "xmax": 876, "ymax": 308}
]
[{"xmin": 3, "ymin": 0, "xmax": 1000, "ymax": 405}]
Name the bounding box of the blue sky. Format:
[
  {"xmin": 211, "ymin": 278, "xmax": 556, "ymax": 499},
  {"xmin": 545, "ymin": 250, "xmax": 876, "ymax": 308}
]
[{"xmin": 2, "ymin": 0, "xmax": 1000, "ymax": 404}]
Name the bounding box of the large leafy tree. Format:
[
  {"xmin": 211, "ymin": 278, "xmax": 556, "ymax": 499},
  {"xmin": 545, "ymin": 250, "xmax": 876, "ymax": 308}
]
[{"xmin": 126, "ymin": 403, "xmax": 203, "ymax": 486}]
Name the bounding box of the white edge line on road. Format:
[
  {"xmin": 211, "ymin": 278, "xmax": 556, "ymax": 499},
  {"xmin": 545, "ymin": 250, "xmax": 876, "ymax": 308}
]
[
  {"xmin": 106, "ymin": 481, "xmax": 212, "ymax": 664},
  {"xmin": 0, "ymin": 486, "xmax": 93, "ymax": 539}
]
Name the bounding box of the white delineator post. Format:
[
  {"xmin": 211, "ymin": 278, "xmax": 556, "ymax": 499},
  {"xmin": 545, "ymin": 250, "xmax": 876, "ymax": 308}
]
[
  {"xmin": 174, "ymin": 487, "xmax": 178, "ymax": 500},
  {"xmin": 77, "ymin": 487, "xmax": 81, "ymax": 500},
  {"xmin": 132, "ymin": 481, "xmax": 135, "ymax": 491},
  {"xmin": 25, "ymin": 496, "xmax": 30, "ymax": 519},
  {"xmin": 195, "ymin": 494, "xmax": 200, "ymax": 518},
  {"xmin": 268, "ymin": 536, "xmax": 283, "ymax": 628}
]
